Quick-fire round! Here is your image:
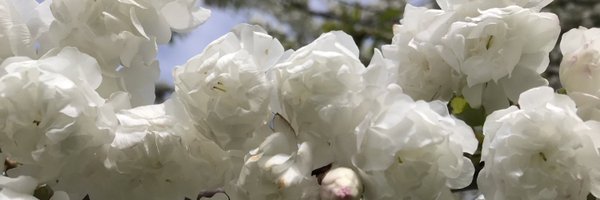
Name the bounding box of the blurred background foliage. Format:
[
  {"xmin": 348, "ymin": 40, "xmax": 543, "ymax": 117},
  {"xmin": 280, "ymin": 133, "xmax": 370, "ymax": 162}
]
[
  {"xmin": 157, "ymin": 0, "xmax": 600, "ymax": 101},
  {"xmin": 203, "ymin": 0, "xmax": 405, "ymax": 63}
]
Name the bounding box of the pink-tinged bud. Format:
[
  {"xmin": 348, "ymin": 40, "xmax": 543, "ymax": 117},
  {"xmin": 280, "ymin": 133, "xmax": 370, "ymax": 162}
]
[{"xmin": 319, "ymin": 167, "xmax": 362, "ymax": 200}]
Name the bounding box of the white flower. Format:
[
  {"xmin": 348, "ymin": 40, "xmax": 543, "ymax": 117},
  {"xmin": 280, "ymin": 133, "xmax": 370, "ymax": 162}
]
[
  {"xmin": 275, "ymin": 31, "xmax": 370, "ymax": 168},
  {"xmin": 117, "ymin": 0, "xmax": 211, "ymax": 33},
  {"xmin": 0, "ymin": 47, "xmax": 116, "ymax": 182},
  {"xmin": 380, "ymin": 3, "xmax": 558, "ymax": 111},
  {"xmin": 152, "ymin": 0, "xmax": 211, "ymax": 32},
  {"xmin": 441, "ymin": 6, "xmax": 556, "ymax": 85},
  {"xmin": 40, "ymin": 0, "xmax": 155, "ymax": 105},
  {"xmin": 439, "ymin": 5, "xmax": 559, "ymax": 111},
  {"xmin": 41, "ymin": 0, "xmax": 210, "ymax": 106},
  {"xmin": 93, "ymin": 97, "xmax": 230, "ymax": 200},
  {"xmin": 0, "ymin": 0, "xmax": 51, "ymax": 62},
  {"xmin": 374, "ymin": 4, "xmax": 460, "ymax": 101},
  {"xmin": 49, "ymin": 192, "xmax": 70, "ymax": 200},
  {"xmin": 175, "ymin": 24, "xmax": 285, "ymax": 150},
  {"xmin": 319, "ymin": 167, "xmax": 363, "ymax": 200},
  {"xmin": 0, "ymin": 176, "xmax": 70, "ymax": 200},
  {"xmin": 478, "ymin": 86, "xmax": 600, "ymax": 200},
  {"xmin": 0, "ymin": 176, "xmax": 37, "ymax": 200},
  {"xmin": 353, "ymin": 84, "xmax": 477, "ymax": 200},
  {"xmin": 559, "ymin": 27, "xmax": 600, "ymax": 121},
  {"xmin": 226, "ymin": 114, "xmax": 318, "ymax": 200}
]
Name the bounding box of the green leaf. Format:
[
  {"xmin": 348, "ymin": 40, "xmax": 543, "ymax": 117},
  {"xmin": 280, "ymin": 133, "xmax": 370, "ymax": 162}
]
[
  {"xmin": 321, "ymin": 22, "xmax": 341, "ymax": 32},
  {"xmin": 557, "ymin": 88, "xmax": 567, "ymax": 94},
  {"xmin": 450, "ymin": 96, "xmax": 486, "ymax": 127},
  {"xmin": 33, "ymin": 184, "xmax": 54, "ymax": 200},
  {"xmin": 450, "ymin": 96, "xmax": 468, "ymax": 115}
]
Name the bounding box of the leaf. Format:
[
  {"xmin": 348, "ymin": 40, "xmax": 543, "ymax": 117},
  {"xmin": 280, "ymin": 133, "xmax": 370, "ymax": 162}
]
[
  {"xmin": 33, "ymin": 184, "xmax": 53, "ymax": 200},
  {"xmin": 451, "ymin": 96, "xmax": 487, "ymax": 127},
  {"xmin": 451, "ymin": 96, "xmax": 468, "ymax": 115}
]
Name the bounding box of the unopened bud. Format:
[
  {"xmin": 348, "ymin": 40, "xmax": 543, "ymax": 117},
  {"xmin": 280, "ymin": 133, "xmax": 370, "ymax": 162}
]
[{"xmin": 319, "ymin": 167, "xmax": 362, "ymax": 200}]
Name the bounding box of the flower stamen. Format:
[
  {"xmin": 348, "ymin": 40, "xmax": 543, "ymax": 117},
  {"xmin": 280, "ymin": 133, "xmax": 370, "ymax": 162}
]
[
  {"xmin": 486, "ymin": 35, "xmax": 494, "ymax": 50},
  {"xmin": 211, "ymin": 81, "xmax": 227, "ymax": 92},
  {"xmin": 538, "ymin": 152, "xmax": 547, "ymax": 162}
]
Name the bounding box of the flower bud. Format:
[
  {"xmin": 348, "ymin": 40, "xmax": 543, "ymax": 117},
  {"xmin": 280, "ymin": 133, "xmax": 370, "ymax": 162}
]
[{"xmin": 319, "ymin": 167, "xmax": 362, "ymax": 200}]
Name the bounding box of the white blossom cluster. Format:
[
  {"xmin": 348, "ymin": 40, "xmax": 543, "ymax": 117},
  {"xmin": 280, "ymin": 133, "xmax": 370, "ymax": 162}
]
[
  {"xmin": 0, "ymin": 0, "xmax": 210, "ymax": 106},
  {"xmin": 173, "ymin": 25, "xmax": 478, "ymax": 199},
  {"xmin": 1, "ymin": 0, "xmax": 600, "ymax": 199},
  {"xmin": 560, "ymin": 27, "xmax": 600, "ymax": 121},
  {"xmin": 374, "ymin": 0, "xmax": 560, "ymax": 113},
  {"xmin": 478, "ymin": 87, "xmax": 600, "ymax": 199}
]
